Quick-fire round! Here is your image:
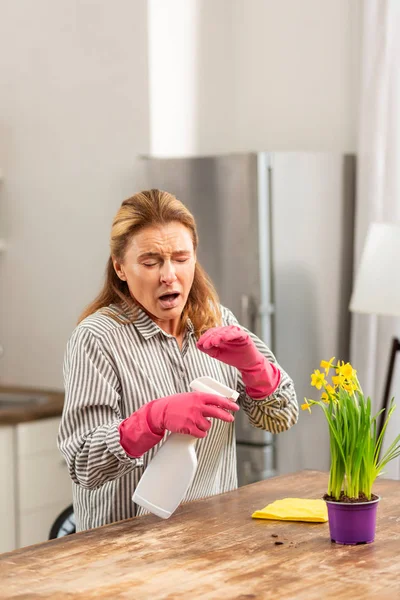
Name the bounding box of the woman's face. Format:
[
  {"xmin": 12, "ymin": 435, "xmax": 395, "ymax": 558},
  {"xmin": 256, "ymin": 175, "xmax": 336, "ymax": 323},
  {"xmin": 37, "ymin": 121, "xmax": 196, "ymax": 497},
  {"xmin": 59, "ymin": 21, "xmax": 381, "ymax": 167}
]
[{"xmin": 113, "ymin": 222, "xmax": 196, "ymax": 329}]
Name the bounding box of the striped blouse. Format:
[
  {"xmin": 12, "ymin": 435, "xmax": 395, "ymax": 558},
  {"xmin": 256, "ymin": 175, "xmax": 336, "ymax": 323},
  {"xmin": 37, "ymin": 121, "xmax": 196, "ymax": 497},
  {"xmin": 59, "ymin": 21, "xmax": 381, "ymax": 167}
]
[{"xmin": 58, "ymin": 303, "xmax": 298, "ymax": 531}]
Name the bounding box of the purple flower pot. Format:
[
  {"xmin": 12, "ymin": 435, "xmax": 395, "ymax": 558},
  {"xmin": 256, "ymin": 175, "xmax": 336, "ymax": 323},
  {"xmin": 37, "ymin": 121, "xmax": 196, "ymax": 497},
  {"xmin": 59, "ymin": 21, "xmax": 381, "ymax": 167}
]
[{"xmin": 325, "ymin": 497, "xmax": 380, "ymax": 545}]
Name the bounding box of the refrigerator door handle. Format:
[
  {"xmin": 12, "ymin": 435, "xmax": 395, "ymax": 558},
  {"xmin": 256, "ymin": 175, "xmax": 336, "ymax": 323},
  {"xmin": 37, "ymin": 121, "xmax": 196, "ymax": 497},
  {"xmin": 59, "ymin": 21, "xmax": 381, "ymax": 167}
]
[{"xmin": 240, "ymin": 294, "xmax": 258, "ymax": 333}]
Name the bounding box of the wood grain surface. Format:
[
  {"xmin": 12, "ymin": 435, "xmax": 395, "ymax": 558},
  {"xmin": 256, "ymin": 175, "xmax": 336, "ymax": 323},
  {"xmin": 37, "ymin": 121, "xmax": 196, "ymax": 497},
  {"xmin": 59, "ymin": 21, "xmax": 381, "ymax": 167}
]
[{"xmin": 1, "ymin": 470, "xmax": 399, "ymax": 599}]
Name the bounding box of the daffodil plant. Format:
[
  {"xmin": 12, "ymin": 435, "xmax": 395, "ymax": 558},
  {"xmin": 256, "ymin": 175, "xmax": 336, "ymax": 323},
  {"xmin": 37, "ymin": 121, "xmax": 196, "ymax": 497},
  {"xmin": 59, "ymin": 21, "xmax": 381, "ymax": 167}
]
[{"xmin": 302, "ymin": 358, "xmax": 400, "ymax": 501}]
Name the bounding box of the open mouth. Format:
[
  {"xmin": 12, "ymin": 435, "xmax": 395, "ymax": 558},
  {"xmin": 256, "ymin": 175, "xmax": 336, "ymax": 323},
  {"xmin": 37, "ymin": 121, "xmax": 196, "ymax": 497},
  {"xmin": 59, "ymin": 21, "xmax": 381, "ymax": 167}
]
[{"xmin": 158, "ymin": 292, "xmax": 180, "ymax": 308}]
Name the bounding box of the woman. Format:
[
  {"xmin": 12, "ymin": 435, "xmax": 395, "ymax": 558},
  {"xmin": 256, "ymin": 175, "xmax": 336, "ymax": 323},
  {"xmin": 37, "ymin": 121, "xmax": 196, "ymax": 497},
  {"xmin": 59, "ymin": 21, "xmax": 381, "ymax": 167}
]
[{"xmin": 58, "ymin": 189, "xmax": 298, "ymax": 531}]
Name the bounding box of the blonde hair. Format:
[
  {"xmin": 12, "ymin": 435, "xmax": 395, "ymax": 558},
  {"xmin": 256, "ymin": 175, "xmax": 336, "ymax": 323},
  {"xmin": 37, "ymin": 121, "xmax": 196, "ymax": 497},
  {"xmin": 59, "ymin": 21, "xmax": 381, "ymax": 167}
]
[{"xmin": 79, "ymin": 189, "xmax": 221, "ymax": 337}]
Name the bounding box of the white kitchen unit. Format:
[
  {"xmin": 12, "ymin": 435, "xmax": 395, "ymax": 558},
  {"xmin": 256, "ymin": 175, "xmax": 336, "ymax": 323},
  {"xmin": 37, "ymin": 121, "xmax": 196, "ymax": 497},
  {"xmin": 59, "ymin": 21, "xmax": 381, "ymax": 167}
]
[
  {"xmin": 0, "ymin": 168, "xmax": 4, "ymax": 251},
  {"xmin": 0, "ymin": 426, "xmax": 17, "ymax": 552},
  {"xmin": 0, "ymin": 416, "xmax": 72, "ymax": 553}
]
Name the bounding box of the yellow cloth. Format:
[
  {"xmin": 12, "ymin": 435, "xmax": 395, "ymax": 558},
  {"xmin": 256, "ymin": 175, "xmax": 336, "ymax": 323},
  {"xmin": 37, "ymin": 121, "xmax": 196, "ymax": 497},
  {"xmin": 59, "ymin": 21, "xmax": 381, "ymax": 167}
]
[{"xmin": 252, "ymin": 498, "xmax": 328, "ymax": 523}]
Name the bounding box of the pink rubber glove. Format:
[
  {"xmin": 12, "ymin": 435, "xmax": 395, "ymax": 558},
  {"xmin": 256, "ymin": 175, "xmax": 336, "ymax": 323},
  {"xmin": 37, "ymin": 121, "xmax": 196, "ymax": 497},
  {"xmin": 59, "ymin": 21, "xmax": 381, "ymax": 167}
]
[
  {"xmin": 119, "ymin": 391, "xmax": 239, "ymax": 458},
  {"xmin": 197, "ymin": 325, "xmax": 281, "ymax": 400}
]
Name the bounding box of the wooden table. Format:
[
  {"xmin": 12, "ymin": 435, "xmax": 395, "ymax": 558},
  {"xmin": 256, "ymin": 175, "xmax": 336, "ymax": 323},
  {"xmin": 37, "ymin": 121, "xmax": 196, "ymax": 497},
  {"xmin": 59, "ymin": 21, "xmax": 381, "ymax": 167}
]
[{"xmin": 1, "ymin": 471, "xmax": 399, "ymax": 599}]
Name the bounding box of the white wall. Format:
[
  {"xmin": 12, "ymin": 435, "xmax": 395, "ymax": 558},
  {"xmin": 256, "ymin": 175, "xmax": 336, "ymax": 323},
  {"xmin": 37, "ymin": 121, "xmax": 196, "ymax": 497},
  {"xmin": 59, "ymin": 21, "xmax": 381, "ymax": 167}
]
[
  {"xmin": 0, "ymin": 1, "xmax": 149, "ymax": 389},
  {"xmin": 149, "ymin": 0, "xmax": 361, "ymax": 156},
  {"xmin": 231, "ymin": 0, "xmax": 361, "ymax": 152}
]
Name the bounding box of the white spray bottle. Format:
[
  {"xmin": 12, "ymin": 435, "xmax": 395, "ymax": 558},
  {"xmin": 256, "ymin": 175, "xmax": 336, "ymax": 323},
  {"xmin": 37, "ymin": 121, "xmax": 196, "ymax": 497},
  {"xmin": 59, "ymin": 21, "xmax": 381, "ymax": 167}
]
[{"xmin": 132, "ymin": 376, "xmax": 239, "ymax": 519}]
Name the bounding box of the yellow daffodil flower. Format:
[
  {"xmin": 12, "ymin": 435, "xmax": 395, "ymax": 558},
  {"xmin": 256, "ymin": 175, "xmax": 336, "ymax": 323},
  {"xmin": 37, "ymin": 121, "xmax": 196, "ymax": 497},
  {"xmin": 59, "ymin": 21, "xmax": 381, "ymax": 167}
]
[
  {"xmin": 321, "ymin": 386, "xmax": 336, "ymax": 403},
  {"xmin": 321, "ymin": 392, "xmax": 329, "ymax": 404},
  {"xmin": 301, "ymin": 399, "xmax": 312, "ymax": 413},
  {"xmin": 332, "ymin": 374, "xmax": 345, "ymax": 388},
  {"xmin": 311, "ymin": 370, "xmax": 327, "ymax": 390},
  {"xmin": 320, "ymin": 357, "xmax": 335, "ymax": 376},
  {"xmin": 337, "ymin": 361, "xmax": 356, "ymax": 381},
  {"xmin": 342, "ymin": 380, "xmax": 357, "ymax": 394}
]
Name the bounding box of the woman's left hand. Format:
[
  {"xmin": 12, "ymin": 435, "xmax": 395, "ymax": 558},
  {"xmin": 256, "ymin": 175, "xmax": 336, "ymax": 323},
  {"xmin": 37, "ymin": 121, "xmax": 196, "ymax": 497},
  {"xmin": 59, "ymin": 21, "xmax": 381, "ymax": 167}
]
[
  {"xmin": 196, "ymin": 325, "xmax": 263, "ymax": 372},
  {"xmin": 197, "ymin": 325, "xmax": 281, "ymax": 399}
]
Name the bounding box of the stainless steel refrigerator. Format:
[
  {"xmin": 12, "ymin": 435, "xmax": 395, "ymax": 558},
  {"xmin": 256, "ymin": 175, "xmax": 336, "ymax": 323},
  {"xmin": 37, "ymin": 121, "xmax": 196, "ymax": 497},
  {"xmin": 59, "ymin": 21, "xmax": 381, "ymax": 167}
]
[{"xmin": 134, "ymin": 152, "xmax": 356, "ymax": 485}]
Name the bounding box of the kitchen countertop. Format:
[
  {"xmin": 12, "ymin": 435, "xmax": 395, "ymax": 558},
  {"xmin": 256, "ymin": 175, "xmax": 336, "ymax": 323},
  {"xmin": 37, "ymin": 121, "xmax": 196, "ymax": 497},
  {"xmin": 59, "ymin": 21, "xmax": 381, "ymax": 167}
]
[
  {"xmin": 0, "ymin": 470, "xmax": 399, "ymax": 599},
  {"xmin": 0, "ymin": 385, "xmax": 64, "ymax": 425}
]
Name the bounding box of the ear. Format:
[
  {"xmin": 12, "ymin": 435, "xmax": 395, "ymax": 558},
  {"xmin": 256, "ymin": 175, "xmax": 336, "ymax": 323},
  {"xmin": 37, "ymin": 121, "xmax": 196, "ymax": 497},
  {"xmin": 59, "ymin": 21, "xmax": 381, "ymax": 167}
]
[{"xmin": 112, "ymin": 257, "xmax": 126, "ymax": 281}]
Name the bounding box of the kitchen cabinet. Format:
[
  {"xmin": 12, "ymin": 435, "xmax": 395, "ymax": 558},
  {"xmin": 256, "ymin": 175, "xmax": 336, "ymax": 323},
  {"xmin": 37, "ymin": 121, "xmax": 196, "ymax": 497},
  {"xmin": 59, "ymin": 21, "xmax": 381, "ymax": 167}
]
[
  {"xmin": 0, "ymin": 426, "xmax": 16, "ymax": 552},
  {"xmin": 0, "ymin": 416, "xmax": 72, "ymax": 553}
]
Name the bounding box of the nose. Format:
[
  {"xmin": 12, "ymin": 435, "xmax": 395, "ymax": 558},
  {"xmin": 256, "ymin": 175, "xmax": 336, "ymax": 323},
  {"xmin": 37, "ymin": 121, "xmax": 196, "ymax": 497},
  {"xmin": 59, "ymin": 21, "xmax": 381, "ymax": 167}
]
[{"xmin": 160, "ymin": 260, "xmax": 177, "ymax": 284}]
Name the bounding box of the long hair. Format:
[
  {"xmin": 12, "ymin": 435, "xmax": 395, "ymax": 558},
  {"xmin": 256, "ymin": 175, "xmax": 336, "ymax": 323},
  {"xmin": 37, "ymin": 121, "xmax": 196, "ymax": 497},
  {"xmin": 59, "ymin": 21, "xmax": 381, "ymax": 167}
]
[{"xmin": 78, "ymin": 189, "xmax": 221, "ymax": 337}]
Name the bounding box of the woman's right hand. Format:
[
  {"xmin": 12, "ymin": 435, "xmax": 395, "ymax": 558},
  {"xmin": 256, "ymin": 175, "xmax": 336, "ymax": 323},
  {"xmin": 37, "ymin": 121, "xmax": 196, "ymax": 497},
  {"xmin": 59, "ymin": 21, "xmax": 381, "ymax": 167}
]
[
  {"xmin": 119, "ymin": 391, "xmax": 239, "ymax": 458},
  {"xmin": 147, "ymin": 391, "xmax": 240, "ymax": 438}
]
